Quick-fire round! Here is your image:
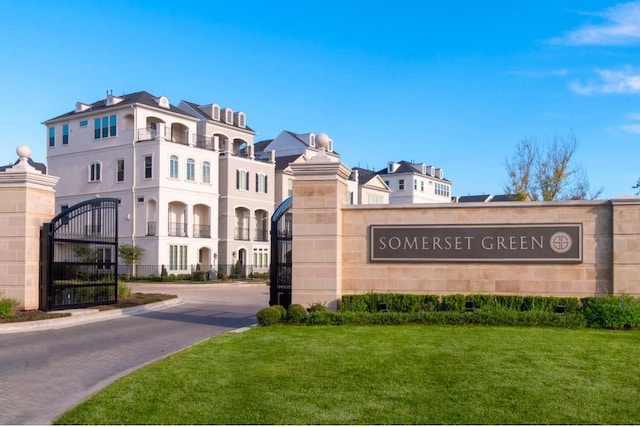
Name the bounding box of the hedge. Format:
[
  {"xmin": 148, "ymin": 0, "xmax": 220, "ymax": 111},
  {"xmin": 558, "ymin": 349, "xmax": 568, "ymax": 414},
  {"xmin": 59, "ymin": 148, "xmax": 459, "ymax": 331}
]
[{"xmin": 256, "ymin": 293, "xmax": 640, "ymax": 330}]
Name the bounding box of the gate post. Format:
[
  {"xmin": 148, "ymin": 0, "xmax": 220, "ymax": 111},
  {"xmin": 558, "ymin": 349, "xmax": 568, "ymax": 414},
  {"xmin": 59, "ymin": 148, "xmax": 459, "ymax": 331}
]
[
  {"xmin": 289, "ymin": 150, "xmax": 351, "ymax": 310},
  {"xmin": 0, "ymin": 146, "xmax": 59, "ymax": 309}
]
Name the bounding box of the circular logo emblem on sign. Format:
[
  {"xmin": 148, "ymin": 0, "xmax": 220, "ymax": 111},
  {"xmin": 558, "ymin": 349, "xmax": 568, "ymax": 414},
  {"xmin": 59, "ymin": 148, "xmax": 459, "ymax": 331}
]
[{"xmin": 549, "ymin": 232, "xmax": 572, "ymax": 254}]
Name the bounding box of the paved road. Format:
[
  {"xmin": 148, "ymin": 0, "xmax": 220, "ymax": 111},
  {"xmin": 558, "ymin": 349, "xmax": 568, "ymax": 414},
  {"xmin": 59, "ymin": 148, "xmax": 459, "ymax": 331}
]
[{"xmin": 0, "ymin": 282, "xmax": 269, "ymax": 425}]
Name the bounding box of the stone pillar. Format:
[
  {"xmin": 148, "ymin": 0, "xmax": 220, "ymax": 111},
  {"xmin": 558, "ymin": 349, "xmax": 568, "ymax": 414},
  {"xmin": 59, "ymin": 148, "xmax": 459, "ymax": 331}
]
[
  {"xmin": 0, "ymin": 146, "xmax": 59, "ymax": 309},
  {"xmin": 611, "ymin": 196, "xmax": 640, "ymax": 296},
  {"xmin": 289, "ymin": 150, "xmax": 351, "ymax": 310}
]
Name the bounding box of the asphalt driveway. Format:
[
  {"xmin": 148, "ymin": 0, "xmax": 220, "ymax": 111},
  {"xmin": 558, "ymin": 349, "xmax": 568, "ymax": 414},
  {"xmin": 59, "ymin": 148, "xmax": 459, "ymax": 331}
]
[{"xmin": 0, "ymin": 282, "xmax": 268, "ymax": 425}]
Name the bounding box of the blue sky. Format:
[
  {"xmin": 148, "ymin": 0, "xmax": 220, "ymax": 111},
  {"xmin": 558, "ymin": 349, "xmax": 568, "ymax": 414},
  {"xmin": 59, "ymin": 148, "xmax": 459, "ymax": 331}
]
[{"xmin": 2, "ymin": 0, "xmax": 640, "ymax": 198}]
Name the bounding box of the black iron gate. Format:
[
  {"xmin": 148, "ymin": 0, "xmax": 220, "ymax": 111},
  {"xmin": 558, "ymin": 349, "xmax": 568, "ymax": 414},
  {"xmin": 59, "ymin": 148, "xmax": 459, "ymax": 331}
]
[
  {"xmin": 40, "ymin": 198, "xmax": 119, "ymax": 311},
  {"xmin": 270, "ymin": 197, "xmax": 292, "ymax": 308}
]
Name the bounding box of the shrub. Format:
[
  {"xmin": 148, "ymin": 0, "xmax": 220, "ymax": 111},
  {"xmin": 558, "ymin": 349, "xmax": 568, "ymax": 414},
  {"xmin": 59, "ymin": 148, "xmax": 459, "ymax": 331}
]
[
  {"xmin": 256, "ymin": 306, "xmax": 282, "ymax": 326},
  {"xmin": 309, "ymin": 303, "xmax": 329, "ymax": 313},
  {"xmin": 287, "ymin": 304, "xmax": 309, "ymax": 323},
  {"xmin": 272, "ymin": 305, "xmax": 287, "ymax": 321},
  {"xmin": 0, "ymin": 297, "xmax": 18, "ymax": 319},
  {"xmin": 118, "ymin": 281, "xmax": 131, "ymax": 299},
  {"xmin": 582, "ymin": 295, "xmax": 640, "ymax": 329}
]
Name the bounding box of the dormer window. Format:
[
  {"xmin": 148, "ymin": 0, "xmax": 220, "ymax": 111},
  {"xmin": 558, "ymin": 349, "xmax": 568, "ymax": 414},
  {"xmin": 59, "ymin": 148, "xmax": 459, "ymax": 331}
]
[
  {"xmin": 75, "ymin": 102, "xmax": 91, "ymax": 113},
  {"xmin": 238, "ymin": 112, "xmax": 246, "ymax": 128},
  {"xmin": 106, "ymin": 95, "xmax": 124, "ymax": 106},
  {"xmin": 213, "ymin": 105, "xmax": 220, "ymax": 120},
  {"xmin": 225, "ymin": 108, "xmax": 233, "ymax": 124},
  {"xmin": 154, "ymin": 96, "xmax": 170, "ymax": 109},
  {"xmin": 310, "ymin": 134, "xmax": 316, "ymax": 147}
]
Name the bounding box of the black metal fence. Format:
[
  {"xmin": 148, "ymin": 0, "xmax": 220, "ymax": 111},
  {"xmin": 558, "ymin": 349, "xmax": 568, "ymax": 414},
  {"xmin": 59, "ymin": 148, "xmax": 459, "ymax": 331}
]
[{"xmin": 117, "ymin": 264, "xmax": 265, "ymax": 280}]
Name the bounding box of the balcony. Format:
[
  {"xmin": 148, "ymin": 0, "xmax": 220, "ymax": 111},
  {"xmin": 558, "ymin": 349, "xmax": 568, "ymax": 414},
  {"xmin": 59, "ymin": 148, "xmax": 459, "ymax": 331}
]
[
  {"xmin": 254, "ymin": 229, "xmax": 269, "ymax": 242},
  {"xmin": 168, "ymin": 222, "xmax": 188, "ymax": 237},
  {"xmin": 193, "ymin": 224, "xmax": 211, "ymax": 238},
  {"xmin": 136, "ymin": 127, "xmax": 191, "ymax": 145},
  {"xmin": 235, "ymin": 227, "xmax": 250, "ymax": 241}
]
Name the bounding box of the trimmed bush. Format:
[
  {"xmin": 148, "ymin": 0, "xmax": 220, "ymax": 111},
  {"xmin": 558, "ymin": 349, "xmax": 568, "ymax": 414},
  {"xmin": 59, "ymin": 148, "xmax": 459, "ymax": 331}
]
[
  {"xmin": 309, "ymin": 303, "xmax": 329, "ymax": 313},
  {"xmin": 287, "ymin": 304, "xmax": 309, "ymax": 324},
  {"xmin": 272, "ymin": 305, "xmax": 287, "ymax": 321},
  {"xmin": 581, "ymin": 295, "xmax": 640, "ymax": 329},
  {"xmin": 256, "ymin": 306, "xmax": 282, "ymax": 326}
]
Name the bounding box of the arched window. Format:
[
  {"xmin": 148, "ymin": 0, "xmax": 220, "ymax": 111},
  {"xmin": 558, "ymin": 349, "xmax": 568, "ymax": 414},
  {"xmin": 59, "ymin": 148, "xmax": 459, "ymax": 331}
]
[
  {"xmin": 202, "ymin": 161, "xmax": 211, "ymax": 184},
  {"xmin": 186, "ymin": 158, "xmax": 195, "ymax": 181},
  {"xmin": 170, "ymin": 155, "xmax": 179, "ymax": 178}
]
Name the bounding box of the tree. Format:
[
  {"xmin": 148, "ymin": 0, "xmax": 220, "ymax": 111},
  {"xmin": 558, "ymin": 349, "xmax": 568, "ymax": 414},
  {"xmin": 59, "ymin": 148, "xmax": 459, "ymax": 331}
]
[
  {"xmin": 633, "ymin": 178, "xmax": 640, "ymax": 195},
  {"xmin": 504, "ymin": 133, "xmax": 602, "ymax": 201},
  {"xmin": 118, "ymin": 244, "xmax": 145, "ymax": 278}
]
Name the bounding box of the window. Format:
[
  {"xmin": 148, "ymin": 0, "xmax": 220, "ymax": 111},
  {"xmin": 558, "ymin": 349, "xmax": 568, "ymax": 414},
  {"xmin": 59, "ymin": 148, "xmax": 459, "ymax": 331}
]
[
  {"xmin": 116, "ymin": 159, "xmax": 125, "ymax": 182},
  {"xmin": 435, "ymin": 182, "xmax": 450, "ymax": 197},
  {"xmin": 60, "ymin": 204, "xmax": 69, "ymax": 213},
  {"xmin": 213, "ymin": 105, "xmax": 220, "ymax": 120},
  {"xmin": 348, "ymin": 192, "xmax": 354, "ymax": 205},
  {"xmin": 256, "ymin": 173, "xmax": 268, "ymax": 193},
  {"xmin": 137, "ymin": 197, "xmax": 144, "ymax": 203},
  {"xmin": 144, "ymin": 156, "xmax": 152, "ymax": 179},
  {"xmin": 414, "ymin": 179, "xmax": 418, "ymax": 190},
  {"xmin": 421, "ymin": 181, "xmax": 424, "ymax": 192},
  {"xmin": 239, "ymin": 114, "xmax": 245, "ymax": 128},
  {"xmin": 89, "ymin": 162, "xmax": 101, "ymax": 182},
  {"xmin": 399, "ymin": 179, "xmax": 405, "ymax": 190},
  {"xmin": 384, "ymin": 180, "xmax": 390, "ymax": 187},
  {"xmin": 79, "ymin": 120, "xmax": 88, "ymax": 127},
  {"xmin": 62, "ymin": 124, "xmax": 69, "ymax": 145},
  {"xmin": 94, "ymin": 115, "xmax": 117, "ymax": 139},
  {"xmin": 170, "ymin": 155, "xmax": 179, "ymax": 178},
  {"xmin": 287, "ymin": 179, "xmax": 293, "ymax": 197},
  {"xmin": 186, "ymin": 159, "xmax": 195, "ymax": 181},
  {"xmin": 48, "ymin": 127, "xmax": 55, "ymax": 147},
  {"xmin": 170, "ymin": 245, "xmax": 187, "ymax": 270},
  {"xmin": 236, "ymin": 169, "xmax": 249, "ymax": 190},
  {"xmin": 202, "ymin": 161, "xmax": 211, "ymax": 184},
  {"xmin": 226, "ymin": 110, "xmax": 232, "ymax": 123}
]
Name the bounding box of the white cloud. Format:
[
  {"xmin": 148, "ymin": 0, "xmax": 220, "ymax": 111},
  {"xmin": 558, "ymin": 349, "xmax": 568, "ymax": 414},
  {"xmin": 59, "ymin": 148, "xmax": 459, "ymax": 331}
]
[
  {"xmin": 552, "ymin": 1, "xmax": 640, "ymax": 46},
  {"xmin": 569, "ymin": 68, "xmax": 640, "ymax": 95},
  {"xmin": 619, "ymin": 124, "xmax": 640, "ymax": 134}
]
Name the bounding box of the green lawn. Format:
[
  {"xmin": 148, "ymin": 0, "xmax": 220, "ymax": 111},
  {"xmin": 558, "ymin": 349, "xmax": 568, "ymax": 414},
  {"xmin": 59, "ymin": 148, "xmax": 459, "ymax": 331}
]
[{"xmin": 56, "ymin": 325, "xmax": 640, "ymax": 425}]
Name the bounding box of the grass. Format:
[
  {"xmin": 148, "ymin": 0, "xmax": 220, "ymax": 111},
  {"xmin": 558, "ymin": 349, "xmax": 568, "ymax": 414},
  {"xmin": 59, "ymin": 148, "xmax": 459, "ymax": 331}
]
[{"xmin": 56, "ymin": 325, "xmax": 640, "ymax": 425}]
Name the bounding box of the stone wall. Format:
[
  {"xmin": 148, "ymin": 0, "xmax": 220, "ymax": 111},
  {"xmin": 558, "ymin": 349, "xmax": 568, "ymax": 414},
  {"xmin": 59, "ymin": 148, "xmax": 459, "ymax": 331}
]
[{"xmin": 290, "ymin": 154, "xmax": 640, "ymax": 310}]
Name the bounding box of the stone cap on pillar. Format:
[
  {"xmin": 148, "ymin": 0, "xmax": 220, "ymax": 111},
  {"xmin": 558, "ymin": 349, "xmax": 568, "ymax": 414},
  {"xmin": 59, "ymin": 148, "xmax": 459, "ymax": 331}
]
[{"xmin": 0, "ymin": 145, "xmax": 59, "ymax": 189}]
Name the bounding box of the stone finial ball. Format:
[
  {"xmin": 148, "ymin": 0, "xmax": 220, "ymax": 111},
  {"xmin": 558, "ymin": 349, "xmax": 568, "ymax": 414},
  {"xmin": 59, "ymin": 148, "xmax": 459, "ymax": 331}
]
[
  {"xmin": 17, "ymin": 145, "xmax": 32, "ymax": 159},
  {"xmin": 316, "ymin": 132, "xmax": 330, "ymax": 149}
]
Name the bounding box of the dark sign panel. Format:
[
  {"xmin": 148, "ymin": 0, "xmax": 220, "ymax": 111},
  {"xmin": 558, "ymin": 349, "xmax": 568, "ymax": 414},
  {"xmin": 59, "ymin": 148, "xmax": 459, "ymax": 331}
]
[{"xmin": 370, "ymin": 224, "xmax": 582, "ymax": 263}]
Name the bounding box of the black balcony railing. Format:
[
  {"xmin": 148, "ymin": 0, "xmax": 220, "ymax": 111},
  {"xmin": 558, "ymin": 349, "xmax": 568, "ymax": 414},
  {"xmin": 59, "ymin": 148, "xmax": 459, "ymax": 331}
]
[
  {"xmin": 168, "ymin": 222, "xmax": 188, "ymax": 237},
  {"xmin": 193, "ymin": 224, "xmax": 211, "ymax": 238},
  {"xmin": 235, "ymin": 227, "xmax": 250, "ymax": 241},
  {"xmin": 254, "ymin": 229, "xmax": 269, "ymax": 241}
]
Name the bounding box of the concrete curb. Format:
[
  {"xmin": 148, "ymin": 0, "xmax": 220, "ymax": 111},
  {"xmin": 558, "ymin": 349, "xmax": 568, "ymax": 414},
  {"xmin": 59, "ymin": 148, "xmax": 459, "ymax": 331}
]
[{"xmin": 0, "ymin": 297, "xmax": 185, "ymax": 334}]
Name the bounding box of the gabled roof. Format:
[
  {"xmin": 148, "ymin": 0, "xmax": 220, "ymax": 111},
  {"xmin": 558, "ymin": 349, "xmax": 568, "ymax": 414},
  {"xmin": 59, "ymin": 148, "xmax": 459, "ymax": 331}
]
[
  {"xmin": 457, "ymin": 194, "xmax": 491, "ymax": 203},
  {"xmin": 351, "ymin": 167, "xmax": 379, "ymax": 185},
  {"xmin": 275, "ymin": 154, "xmax": 306, "ymax": 172},
  {"xmin": 0, "ymin": 158, "xmax": 47, "ymax": 174},
  {"xmin": 45, "ymin": 91, "xmax": 197, "ymax": 122},
  {"xmin": 181, "ymin": 100, "xmax": 255, "ymax": 133},
  {"xmin": 376, "ymin": 160, "xmax": 450, "ymax": 182}
]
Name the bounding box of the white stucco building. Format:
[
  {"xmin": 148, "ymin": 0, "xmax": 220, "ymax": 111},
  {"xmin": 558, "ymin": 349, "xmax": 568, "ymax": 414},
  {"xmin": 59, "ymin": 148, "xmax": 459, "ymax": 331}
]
[
  {"xmin": 377, "ymin": 160, "xmax": 452, "ymax": 204},
  {"xmin": 44, "ymin": 91, "xmax": 274, "ymax": 275}
]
